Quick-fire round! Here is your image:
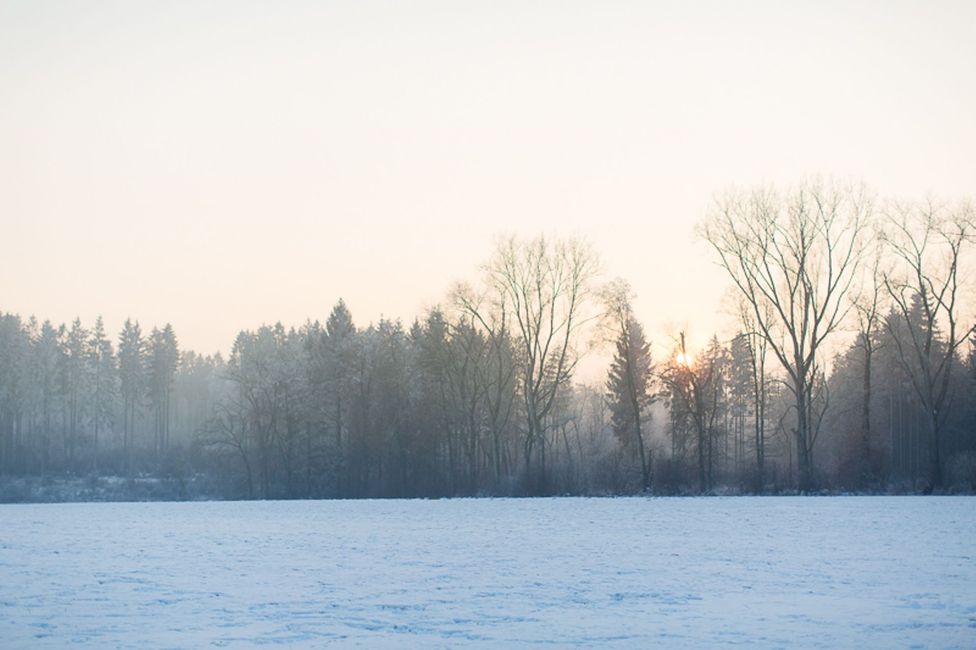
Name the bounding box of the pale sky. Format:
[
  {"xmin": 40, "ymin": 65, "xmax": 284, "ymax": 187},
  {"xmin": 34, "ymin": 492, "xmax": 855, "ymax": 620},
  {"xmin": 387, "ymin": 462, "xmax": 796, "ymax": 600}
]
[{"xmin": 2, "ymin": 0, "xmax": 975, "ymax": 360}]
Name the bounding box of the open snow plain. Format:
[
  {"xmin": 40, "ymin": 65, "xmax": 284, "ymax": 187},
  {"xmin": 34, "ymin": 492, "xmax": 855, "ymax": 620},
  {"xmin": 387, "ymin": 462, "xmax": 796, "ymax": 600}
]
[{"xmin": 1, "ymin": 497, "xmax": 974, "ymax": 648}]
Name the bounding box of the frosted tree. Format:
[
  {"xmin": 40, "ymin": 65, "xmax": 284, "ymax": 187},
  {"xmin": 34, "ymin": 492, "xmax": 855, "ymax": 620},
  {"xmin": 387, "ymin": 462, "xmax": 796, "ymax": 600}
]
[{"xmin": 221, "ymin": 323, "xmax": 308, "ymax": 498}]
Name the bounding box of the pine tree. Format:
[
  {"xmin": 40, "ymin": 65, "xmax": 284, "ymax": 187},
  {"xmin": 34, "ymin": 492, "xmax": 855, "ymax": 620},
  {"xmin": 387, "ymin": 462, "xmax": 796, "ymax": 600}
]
[
  {"xmin": 148, "ymin": 324, "xmax": 179, "ymax": 457},
  {"xmin": 61, "ymin": 318, "xmax": 89, "ymax": 470},
  {"xmin": 118, "ymin": 319, "xmax": 145, "ymax": 475},
  {"xmin": 606, "ymin": 316, "xmax": 655, "ymax": 491},
  {"xmin": 88, "ymin": 317, "xmax": 116, "ymax": 473},
  {"xmin": 34, "ymin": 320, "xmax": 63, "ymax": 474},
  {"xmin": 322, "ymin": 299, "xmax": 357, "ymax": 494},
  {"xmin": 0, "ymin": 313, "xmax": 30, "ymax": 475}
]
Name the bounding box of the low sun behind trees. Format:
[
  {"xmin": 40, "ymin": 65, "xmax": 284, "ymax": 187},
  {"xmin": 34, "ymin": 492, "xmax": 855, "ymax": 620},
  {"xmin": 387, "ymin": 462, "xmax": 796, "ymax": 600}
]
[{"xmin": 0, "ymin": 184, "xmax": 974, "ymax": 499}]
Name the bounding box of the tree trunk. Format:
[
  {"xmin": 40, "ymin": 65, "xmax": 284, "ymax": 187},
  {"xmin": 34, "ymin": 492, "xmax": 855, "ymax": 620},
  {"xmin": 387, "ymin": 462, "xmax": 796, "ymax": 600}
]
[{"xmin": 861, "ymin": 345, "xmax": 872, "ymax": 484}]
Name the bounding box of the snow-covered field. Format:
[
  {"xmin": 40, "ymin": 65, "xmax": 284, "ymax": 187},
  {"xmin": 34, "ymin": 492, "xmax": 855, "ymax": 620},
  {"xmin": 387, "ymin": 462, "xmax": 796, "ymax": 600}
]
[{"xmin": 1, "ymin": 497, "xmax": 974, "ymax": 648}]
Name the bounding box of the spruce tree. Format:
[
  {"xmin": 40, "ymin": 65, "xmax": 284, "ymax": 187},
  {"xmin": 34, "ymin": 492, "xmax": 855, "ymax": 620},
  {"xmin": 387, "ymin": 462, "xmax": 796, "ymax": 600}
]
[{"xmin": 606, "ymin": 316, "xmax": 655, "ymax": 491}]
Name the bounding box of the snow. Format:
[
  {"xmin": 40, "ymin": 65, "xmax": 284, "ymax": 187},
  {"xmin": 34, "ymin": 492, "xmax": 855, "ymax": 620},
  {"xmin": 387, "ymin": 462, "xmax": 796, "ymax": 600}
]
[{"xmin": 1, "ymin": 497, "xmax": 974, "ymax": 648}]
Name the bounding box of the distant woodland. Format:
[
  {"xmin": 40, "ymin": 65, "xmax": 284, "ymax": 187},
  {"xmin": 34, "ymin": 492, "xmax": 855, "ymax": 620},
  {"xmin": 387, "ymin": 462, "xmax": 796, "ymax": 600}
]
[{"xmin": 2, "ymin": 180, "xmax": 975, "ymax": 500}]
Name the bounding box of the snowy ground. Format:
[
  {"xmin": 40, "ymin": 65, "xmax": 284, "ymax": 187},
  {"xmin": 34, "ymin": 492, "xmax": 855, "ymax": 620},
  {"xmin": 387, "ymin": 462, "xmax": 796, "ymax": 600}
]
[{"xmin": 1, "ymin": 497, "xmax": 974, "ymax": 648}]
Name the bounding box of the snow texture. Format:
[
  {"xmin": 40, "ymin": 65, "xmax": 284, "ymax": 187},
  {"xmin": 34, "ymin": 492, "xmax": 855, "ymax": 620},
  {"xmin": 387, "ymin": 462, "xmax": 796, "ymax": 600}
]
[{"xmin": 1, "ymin": 497, "xmax": 974, "ymax": 648}]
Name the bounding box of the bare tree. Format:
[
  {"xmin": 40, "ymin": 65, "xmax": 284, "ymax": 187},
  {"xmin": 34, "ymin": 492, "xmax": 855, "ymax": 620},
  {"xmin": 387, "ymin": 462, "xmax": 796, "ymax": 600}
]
[
  {"xmin": 452, "ymin": 287, "xmax": 517, "ymax": 485},
  {"xmin": 881, "ymin": 200, "xmax": 975, "ymax": 489},
  {"xmin": 202, "ymin": 397, "xmax": 254, "ymax": 499},
  {"xmin": 852, "ymin": 248, "xmax": 886, "ymax": 485},
  {"xmin": 118, "ymin": 319, "xmax": 145, "ymax": 477},
  {"xmin": 734, "ymin": 297, "xmax": 770, "ymax": 492},
  {"xmin": 459, "ymin": 235, "xmax": 598, "ymax": 491},
  {"xmin": 701, "ymin": 180, "xmax": 871, "ymax": 490},
  {"xmin": 659, "ymin": 332, "xmax": 727, "ymax": 493}
]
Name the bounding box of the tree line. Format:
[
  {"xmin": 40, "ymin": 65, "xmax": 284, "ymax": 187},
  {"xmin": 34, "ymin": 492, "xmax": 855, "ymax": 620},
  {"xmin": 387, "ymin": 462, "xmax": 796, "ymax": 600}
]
[{"xmin": 1, "ymin": 180, "xmax": 974, "ymax": 499}]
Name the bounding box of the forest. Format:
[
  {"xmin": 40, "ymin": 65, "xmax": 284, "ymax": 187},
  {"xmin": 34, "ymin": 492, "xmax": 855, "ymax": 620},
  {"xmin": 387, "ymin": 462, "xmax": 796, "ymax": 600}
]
[{"xmin": 1, "ymin": 181, "xmax": 975, "ymax": 500}]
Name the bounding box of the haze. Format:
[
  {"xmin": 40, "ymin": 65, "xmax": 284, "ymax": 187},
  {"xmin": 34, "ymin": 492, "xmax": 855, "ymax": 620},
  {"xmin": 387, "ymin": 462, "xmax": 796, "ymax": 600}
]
[{"xmin": 2, "ymin": 0, "xmax": 975, "ymax": 356}]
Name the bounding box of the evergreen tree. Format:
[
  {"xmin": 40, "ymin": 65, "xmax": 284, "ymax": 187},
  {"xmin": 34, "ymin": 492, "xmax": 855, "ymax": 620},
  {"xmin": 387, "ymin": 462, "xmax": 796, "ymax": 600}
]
[
  {"xmin": 61, "ymin": 318, "xmax": 89, "ymax": 470},
  {"xmin": 88, "ymin": 317, "xmax": 116, "ymax": 472},
  {"xmin": 148, "ymin": 324, "xmax": 179, "ymax": 456},
  {"xmin": 34, "ymin": 320, "xmax": 63, "ymax": 474},
  {"xmin": 320, "ymin": 299, "xmax": 357, "ymax": 494},
  {"xmin": 0, "ymin": 313, "xmax": 29, "ymax": 475},
  {"xmin": 118, "ymin": 319, "xmax": 145, "ymax": 475},
  {"xmin": 605, "ymin": 316, "xmax": 655, "ymax": 491}
]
